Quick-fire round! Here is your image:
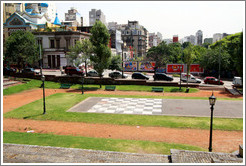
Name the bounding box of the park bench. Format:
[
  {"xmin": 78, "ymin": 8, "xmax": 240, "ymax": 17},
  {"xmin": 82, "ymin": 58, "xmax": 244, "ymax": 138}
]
[
  {"xmin": 105, "ymin": 85, "xmax": 116, "ymax": 91},
  {"xmin": 152, "ymin": 87, "xmax": 164, "ymax": 92},
  {"xmin": 60, "ymin": 83, "xmax": 72, "ymax": 89}
]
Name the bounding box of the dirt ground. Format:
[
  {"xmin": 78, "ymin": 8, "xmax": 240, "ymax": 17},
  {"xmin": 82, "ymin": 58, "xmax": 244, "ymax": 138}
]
[{"xmin": 3, "ymin": 88, "xmax": 243, "ymax": 153}]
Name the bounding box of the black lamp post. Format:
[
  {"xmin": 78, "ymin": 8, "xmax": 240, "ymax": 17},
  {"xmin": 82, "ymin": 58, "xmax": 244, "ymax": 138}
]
[
  {"xmin": 208, "ymin": 92, "xmax": 216, "ymax": 152},
  {"xmin": 81, "ymin": 76, "xmax": 84, "ymax": 95},
  {"xmin": 121, "ymin": 42, "xmax": 126, "ymax": 78},
  {"xmin": 41, "ymin": 75, "xmax": 46, "ymax": 115},
  {"xmin": 179, "ymin": 65, "xmax": 182, "ymax": 90}
]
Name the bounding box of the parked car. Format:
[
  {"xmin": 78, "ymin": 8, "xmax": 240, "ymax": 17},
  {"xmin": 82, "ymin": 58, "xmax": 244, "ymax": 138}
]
[
  {"xmin": 181, "ymin": 73, "xmax": 201, "ymax": 83},
  {"xmin": 87, "ymin": 70, "xmax": 104, "ymax": 77},
  {"xmin": 109, "ymin": 71, "xmax": 128, "ymax": 79},
  {"xmin": 153, "ymin": 73, "xmax": 173, "ymax": 81},
  {"xmin": 3, "ymin": 67, "xmax": 16, "ymax": 75},
  {"xmin": 22, "ymin": 68, "xmax": 39, "ymax": 75},
  {"xmin": 132, "ymin": 72, "xmax": 149, "ymax": 80},
  {"xmin": 65, "ymin": 67, "xmax": 84, "ymax": 76},
  {"xmin": 204, "ymin": 77, "xmax": 224, "ymax": 85}
]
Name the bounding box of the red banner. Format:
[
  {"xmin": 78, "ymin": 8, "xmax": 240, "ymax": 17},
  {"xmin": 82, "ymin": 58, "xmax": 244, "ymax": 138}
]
[
  {"xmin": 190, "ymin": 64, "xmax": 204, "ymax": 73},
  {"xmin": 166, "ymin": 64, "xmax": 184, "ymax": 73}
]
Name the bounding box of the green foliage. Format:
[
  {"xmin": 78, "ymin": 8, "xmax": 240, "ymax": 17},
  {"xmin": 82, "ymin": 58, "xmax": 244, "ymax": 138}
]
[
  {"xmin": 4, "ymin": 132, "xmax": 205, "ymax": 155},
  {"xmin": 205, "ymin": 32, "xmax": 243, "ymax": 77},
  {"xmin": 199, "ymin": 47, "xmax": 231, "ymax": 72},
  {"xmin": 5, "ymin": 30, "xmax": 39, "ymax": 68},
  {"xmin": 108, "ymin": 55, "xmax": 122, "ymax": 71},
  {"xmin": 4, "ymin": 93, "xmax": 243, "ymax": 130},
  {"xmin": 183, "ymin": 44, "xmax": 195, "ymax": 75},
  {"xmin": 90, "ymin": 21, "xmax": 111, "ymax": 78}
]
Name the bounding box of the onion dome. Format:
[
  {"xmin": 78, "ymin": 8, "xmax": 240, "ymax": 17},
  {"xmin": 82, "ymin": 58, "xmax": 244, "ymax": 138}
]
[
  {"xmin": 53, "ymin": 13, "xmax": 61, "ymax": 25},
  {"xmin": 40, "ymin": 3, "xmax": 48, "ymax": 7}
]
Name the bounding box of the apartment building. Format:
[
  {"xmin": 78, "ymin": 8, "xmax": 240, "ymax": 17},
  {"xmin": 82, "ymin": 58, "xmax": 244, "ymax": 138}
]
[
  {"xmin": 195, "ymin": 30, "xmax": 203, "ymax": 45},
  {"xmin": 64, "ymin": 7, "xmax": 83, "ymax": 27},
  {"xmin": 89, "ymin": 9, "xmax": 107, "ymax": 27}
]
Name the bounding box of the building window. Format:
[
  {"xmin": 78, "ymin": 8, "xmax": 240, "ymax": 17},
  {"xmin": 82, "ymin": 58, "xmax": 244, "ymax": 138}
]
[
  {"xmin": 50, "ymin": 39, "xmax": 55, "ymax": 48},
  {"xmin": 56, "ymin": 39, "xmax": 60, "ymax": 49},
  {"xmin": 66, "ymin": 39, "xmax": 70, "ymax": 50},
  {"xmin": 74, "ymin": 39, "xmax": 77, "ymax": 45}
]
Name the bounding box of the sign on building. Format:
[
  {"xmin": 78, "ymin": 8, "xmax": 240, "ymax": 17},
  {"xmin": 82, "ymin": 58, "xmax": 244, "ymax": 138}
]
[
  {"xmin": 138, "ymin": 61, "xmax": 155, "ymax": 71},
  {"xmin": 123, "ymin": 61, "xmax": 137, "ymax": 71},
  {"xmin": 166, "ymin": 64, "xmax": 184, "ymax": 73},
  {"xmin": 190, "ymin": 64, "xmax": 204, "ymax": 73}
]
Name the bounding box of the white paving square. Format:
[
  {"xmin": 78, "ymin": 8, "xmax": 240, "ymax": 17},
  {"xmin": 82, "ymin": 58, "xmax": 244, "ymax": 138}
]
[{"xmin": 86, "ymin": 97, "xmax": 163, "ymax": 115}]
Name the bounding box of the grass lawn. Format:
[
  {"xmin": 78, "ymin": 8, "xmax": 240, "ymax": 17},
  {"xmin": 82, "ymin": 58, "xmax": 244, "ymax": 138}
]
[
  {"xmin": 4, "ymin": 93, "xmax": 243, "ymax": 131},
  {"xmin": 3, "ymin": 78, "xmax": 199, "ymax": 95},
  {"xmin": 3, "ymin": 131, "xmax": 205, "ymax": 155}
]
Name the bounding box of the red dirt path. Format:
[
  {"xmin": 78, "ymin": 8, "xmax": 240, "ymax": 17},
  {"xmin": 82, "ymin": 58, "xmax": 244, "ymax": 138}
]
[{"xmin": 3, "ymin": 88, "xmax": 243, "ymax": 153}]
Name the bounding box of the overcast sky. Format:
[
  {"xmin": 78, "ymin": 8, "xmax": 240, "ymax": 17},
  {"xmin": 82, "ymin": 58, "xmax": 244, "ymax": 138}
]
[{"xmin": 55, "ymin": 1, "xmax": 245, "ymax": 39}]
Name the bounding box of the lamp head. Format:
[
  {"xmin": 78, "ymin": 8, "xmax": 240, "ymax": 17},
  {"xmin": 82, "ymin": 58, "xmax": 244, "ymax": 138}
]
[
  {"xmin": 41, "ymin": 75, "xmax": 45, "ymax": 81},
  {"xmin": 209, "ymin": 92, "xmax": 216, "ymax": 106}
]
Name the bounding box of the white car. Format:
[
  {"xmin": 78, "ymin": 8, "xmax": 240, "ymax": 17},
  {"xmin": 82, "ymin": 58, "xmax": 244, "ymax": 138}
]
[
  {"xmin": 181, "ymin": 73, "xmax": 201, "ymax": 83},
  {"xmin": 87, "ymin": 70, "xmax": 104, "ymax": 77},
  {"xmin": 232, "ymin": 77, "xmax": 242, "ymax": 86}
]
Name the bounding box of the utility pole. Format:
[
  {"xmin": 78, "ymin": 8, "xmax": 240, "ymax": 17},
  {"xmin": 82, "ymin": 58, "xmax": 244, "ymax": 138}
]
[{"xmin": 218, "ymin": 42, "xmax": 221, "ymax": 82}]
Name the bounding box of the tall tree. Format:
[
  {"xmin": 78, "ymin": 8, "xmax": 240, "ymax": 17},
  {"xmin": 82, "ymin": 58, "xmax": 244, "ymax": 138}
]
[
  {"xmin": 67, "ymin": 39, "xmax": 93, "ymax": 75},
  {"xmin": 80, "ymin": 39, "xmax": 93, "ymax": 76},
  {"xmin": 5, "ymin": 30, "xmax": 39, "ymax": 69},
  {"xmin": 66, "ymin": 40, "xmax": 83, "ymax": 67},
  {"xmin": 183, "ymin": 44, "xmax": 195, "ymax": 87},
  {"xmin": 90, "ymin": 21, "xmax": 111, "ymax": 88},
  {"xmin": 108, "ymin": 55, "xmax": 122, "ymax": 71}
]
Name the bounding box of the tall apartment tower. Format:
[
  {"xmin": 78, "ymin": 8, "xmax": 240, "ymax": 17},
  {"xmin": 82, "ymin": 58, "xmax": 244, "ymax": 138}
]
[
  {"xmin": 89, "ymin": 9, "xmax": 107, "ymax": 26},
  {"xmin": 65, "ymin": 7, "xmax": 82, "ymax": 26},
  {"xmin": 195, "ymin": 30, "xmax": 203, "ymax": 45}
]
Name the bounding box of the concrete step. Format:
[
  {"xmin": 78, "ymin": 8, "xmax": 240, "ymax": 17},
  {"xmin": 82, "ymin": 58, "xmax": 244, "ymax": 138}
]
[{"xmin": 3, "ymin": 144, "xmax": 170, "ymax": 163}]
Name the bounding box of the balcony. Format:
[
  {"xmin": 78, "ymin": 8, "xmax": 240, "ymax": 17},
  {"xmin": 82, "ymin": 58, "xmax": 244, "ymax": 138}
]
[{"xmin": 43, "ymin": 47, "xmax": 68, "ymax": 52}]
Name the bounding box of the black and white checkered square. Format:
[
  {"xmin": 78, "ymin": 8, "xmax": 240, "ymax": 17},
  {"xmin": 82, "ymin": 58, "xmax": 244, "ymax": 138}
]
[{"xmin": 87, "ymin": 98, "xmax": 163, "ymax": 115}]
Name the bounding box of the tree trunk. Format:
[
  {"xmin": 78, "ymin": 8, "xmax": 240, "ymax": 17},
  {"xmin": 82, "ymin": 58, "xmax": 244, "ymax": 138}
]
[
  {"xmin": 85, "ymin": 60, "xmax": 87, "ymax": 77},
  {"xmin": 186, "ymin": 64, "xmax": 189, "ymax": 88},
  {"xmin": 99, "ymin": 76, "xmax": 102, "ymax": 89}
]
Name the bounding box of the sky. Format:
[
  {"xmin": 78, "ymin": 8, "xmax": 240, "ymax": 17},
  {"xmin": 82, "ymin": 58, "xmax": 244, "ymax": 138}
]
[{"xmin": 55, "ymin": 1, "xmax": 245, "ymax": 39}]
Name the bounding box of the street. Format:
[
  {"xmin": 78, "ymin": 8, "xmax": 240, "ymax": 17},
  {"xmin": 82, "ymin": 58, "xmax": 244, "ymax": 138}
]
[{"xmin": 38, "ymin": 69, "xmax": 233, "ymax": 88}]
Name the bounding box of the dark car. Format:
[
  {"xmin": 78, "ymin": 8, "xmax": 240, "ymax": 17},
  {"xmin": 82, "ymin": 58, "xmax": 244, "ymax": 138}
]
[
  {"xmin": 132, "ymin": 72, "xmax": 149, "ymax": 80},
  {"xmin": 153, "ymin": 73, "xmax": 173, "ymax": 81},
  {"xmin": 204, "ymin": 77, "xmax": 224, "ymax": 85},
  {"xmin": 22, "ymin": 68, "xmax": 39, "ymax": 75},
  {"xmin": 109, "ymin": 71, "xmax": 128, "ymax": 79},
  {"xmin": 65, "ymin": 67, "xmax": 84, "ymax": 76},
  {"xmin": 3, "ymin": 67, "xmax": 16, "ymax": 76}
]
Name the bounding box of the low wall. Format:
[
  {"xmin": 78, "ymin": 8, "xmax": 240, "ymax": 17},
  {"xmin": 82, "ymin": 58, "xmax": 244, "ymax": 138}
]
[{"xmin": 8, "ymin": 73, "xmax": 200, "ymax": 87}]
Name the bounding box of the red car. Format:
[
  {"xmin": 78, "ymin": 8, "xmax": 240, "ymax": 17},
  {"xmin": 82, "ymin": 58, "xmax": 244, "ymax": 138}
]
[
  {"xmin": 204, "ymin": 77, "xmax": 224, "ymax": 85},
  {"xmin": 65, "ymin": 67, "xmax": 84, "ymax": 76}
]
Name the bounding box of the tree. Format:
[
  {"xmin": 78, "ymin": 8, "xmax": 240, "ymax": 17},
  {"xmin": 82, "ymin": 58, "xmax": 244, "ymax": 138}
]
[
  {"xmin": 108, "ymin": 55, "xmax": 122, "ymax": 71},
  {"xmin": 90, "ymin": 21, "xmax": 111, "ymax": 88},
  {"xmin": 66, "ymin": 40, "xmax": 83, "ymax": 67},
  {"xmin": 145, "ymin": 41, "xmax": 169, "ymax": 73},
  {"xmin": 67, "ymin": 39, "xmax": 93, "ymax": 75},
  {"xmin": 5, "ymin": 30, "xmax": 39, "ymax": 69},
  {"xmin": 80, "ymin": 39, "xmax": 93, "ymax": 76},
  {"xmin": 183, "ymin": 44, "xmax": 195, "ymax": 87}
]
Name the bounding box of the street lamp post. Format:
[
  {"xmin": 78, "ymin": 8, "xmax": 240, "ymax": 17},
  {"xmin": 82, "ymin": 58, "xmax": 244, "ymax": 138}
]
[
  {"xmin": 41, "ymin": 75, "xmax": 46, "ymax": 115},
  {"xmin": 208, "ymin": 92, "xmax": 216, "ymax": 152},
  {"xmin": 121, "ymin": 42, "xmax": 126, "ymax": 78},
  {"xmin": 179, "ymin": 65, "xmax": 182, "ymax": 90},
  {"xmin": 81, "ymin": 76, "xmax": 84, "ymax": 95}
]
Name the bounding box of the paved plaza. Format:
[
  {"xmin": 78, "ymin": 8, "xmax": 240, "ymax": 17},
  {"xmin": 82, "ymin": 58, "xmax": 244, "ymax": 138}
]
[{"xmin": 67, "ymin": 97, "xmax": 243, "ymax": 118}]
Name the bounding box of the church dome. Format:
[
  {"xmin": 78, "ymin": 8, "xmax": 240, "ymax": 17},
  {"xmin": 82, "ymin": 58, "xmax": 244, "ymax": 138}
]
[{"xmin": 40, "ymin": 3, "xmax": 48, "ymax": 7}]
